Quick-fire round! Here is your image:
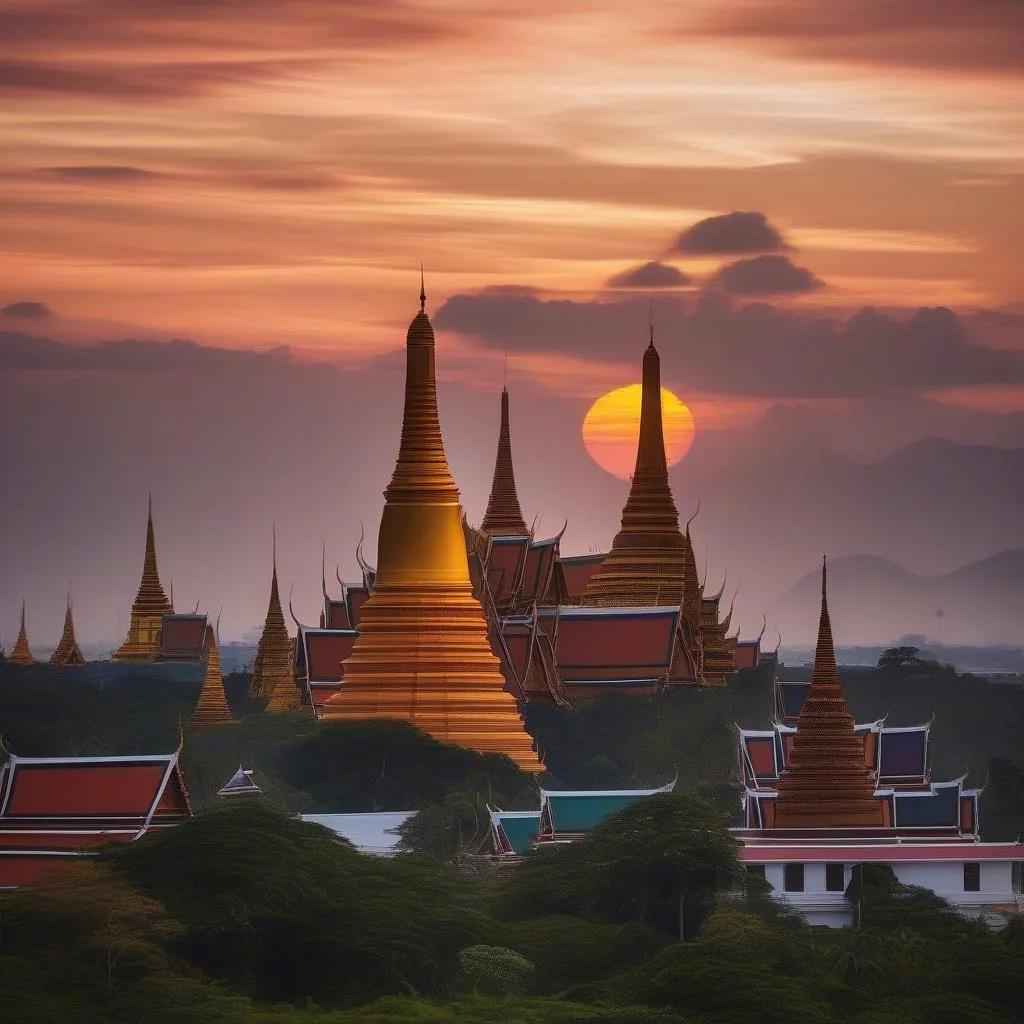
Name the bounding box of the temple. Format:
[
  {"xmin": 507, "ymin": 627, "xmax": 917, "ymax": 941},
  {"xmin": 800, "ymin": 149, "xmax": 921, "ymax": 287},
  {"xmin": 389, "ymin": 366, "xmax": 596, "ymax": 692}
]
[
  {"xmin": 190, "ymin": 624, "xmax": 232, "ymax": 729},
  {"xmin": 488, "ymin": 778, "xmax": 676, "ymax": 857},
  {"xmin": 734, "ymin": 557, "xmax": 1024, "ymax": 927},
  {"xmin": 0, "ymin": 744, "xmax": 192, "ymax": 888},
  {"xmin": 8, "ymin": 601, "xmax": 36, "ymax": 665},
  {"xmin": 249, "ymin": 535, "xmax": 300, "ymax": 712},
  {"xmin": 295, "ymin": 321, "xmax": 759, "ymax": 713},
  {"xmin": 49, "ymin": 595, "xmax": 86, "ymax": 667},
  {"xmin": 321, "ymin": 286, "xmax": 542, "ymax": 773},
  {"xmin": 112, "ymin": 497, "xmax": 174, "ymax": 662}
]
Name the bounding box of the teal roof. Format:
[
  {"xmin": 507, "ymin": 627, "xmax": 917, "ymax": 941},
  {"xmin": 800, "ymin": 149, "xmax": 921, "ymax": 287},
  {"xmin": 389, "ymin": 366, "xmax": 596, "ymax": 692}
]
[
  {"xmin": 546, "ymin": 793, "xmax": 651, "ymax": 832},
  {"xmin": 493, "ymin": 812, "xmax": 541, "ymax": 854}
]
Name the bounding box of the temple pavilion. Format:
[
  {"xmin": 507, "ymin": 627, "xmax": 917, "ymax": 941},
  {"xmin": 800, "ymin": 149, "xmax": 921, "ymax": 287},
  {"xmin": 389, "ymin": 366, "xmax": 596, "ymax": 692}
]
[{"xmin": 734, "ymin": 558, "xmax": 1024, "ymax": 927}]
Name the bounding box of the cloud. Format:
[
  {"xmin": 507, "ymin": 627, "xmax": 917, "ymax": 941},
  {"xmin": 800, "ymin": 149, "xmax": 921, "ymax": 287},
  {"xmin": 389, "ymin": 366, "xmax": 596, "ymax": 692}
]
[
  {"xmin": 674, "ymin": 211, "xmax": 791, "ymax": 255},
  {"xmin": 1, "ymin": 302, "xmax": 52, "ymax": 319},
  {"xmin": 434, "ymin": 291, "xmax": 1024, "ymax": 398},
  {"xmin": 689, "ymin": 0, "xmax": 1024, "ymax": 76},
  {"xmin": 711, "ymin": 255, "xmax": 824, "ymax": 296},
  {"xmin": 39, "ymin": 166, "xmax": 158, "ymax": 181},
  {"xmin": 0, "ymin": 332, "xmax": 303, "ymax": 373},
  {"xmin": 606, "ymin": 261, "xmax": 691, "ymax": 289}
]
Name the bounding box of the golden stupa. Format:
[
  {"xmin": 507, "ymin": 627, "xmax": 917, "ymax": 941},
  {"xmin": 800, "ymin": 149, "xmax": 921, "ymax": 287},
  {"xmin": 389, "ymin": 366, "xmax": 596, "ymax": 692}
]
[
  {"xmin": 191, "ymin": 624, "xmax": 233, "ymax": 729},
  {"xmin": 480, "ymin": 387, "xmax": 528, "ymax": 536},
  {"xmin": 322, "ymin": 285, "xmax": 542, "ymax": 772},
  {"xmin": 112, "ymin": 497, "xmax": 173, "ymax": 662},
  {"xmin": 249, "ymin": 533, "xmax": 300, "ymax": 713},
  {"xmin": 9, "ymin": 600, "xmax": 36, "ymax": 665},
  {"xmin": 774, "ymin": 558, "xmax": 885, "ymax": 828},
  {"xmin": 50, "ymin": 595, "xmax": 86, "ymax": 667},
  {"xmin": 577, "ymin": 329, "xmax": 688, "ymax": 607}
]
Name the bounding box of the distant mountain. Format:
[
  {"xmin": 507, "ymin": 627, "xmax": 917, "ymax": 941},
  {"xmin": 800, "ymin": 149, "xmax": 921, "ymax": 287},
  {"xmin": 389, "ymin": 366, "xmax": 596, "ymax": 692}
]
[{"xmin": 767, "ymin": 551, "xmax": 1024, "ymax": 646}]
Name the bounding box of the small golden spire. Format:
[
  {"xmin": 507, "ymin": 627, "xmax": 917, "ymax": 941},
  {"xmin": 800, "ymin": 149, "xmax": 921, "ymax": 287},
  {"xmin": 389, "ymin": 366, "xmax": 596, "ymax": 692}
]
[
  {"xmin": 191, "ymin": 625, "xmax": 232, "ymax": 729},
  {"xmin": 50, "ymin": 592, "xmax": 85, "ymax": 666},
  {"xmin": 9, "ymin": 599, "xmax": 36, "ymax": 665},
  {"xmin": 249, "ymin": 530, "xmax": 300, "ymax": 712},
  {"xmin": 481, "ymin": 386, "xmax": 528, "ymax": 536}
]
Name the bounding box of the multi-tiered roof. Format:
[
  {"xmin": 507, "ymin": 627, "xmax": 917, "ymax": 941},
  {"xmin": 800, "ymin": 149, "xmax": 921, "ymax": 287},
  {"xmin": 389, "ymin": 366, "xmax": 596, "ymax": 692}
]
[
  {"xmin": 8, "ymin": 601, "xmax": 36, "ymax": 666},
  {"xmin": 49, "ymin": 595, "xmax": 85, "ymax": 667},
  {"xmin": 249, "ymin": 535, "xmax": 299, "ymax": 712}
]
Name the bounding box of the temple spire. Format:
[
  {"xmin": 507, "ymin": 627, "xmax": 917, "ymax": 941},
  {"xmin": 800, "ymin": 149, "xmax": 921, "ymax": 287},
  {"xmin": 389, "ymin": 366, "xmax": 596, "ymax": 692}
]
[
  {"xmin": 112, "ymin": 497, "xmax": 173, "ymax": 662},
  {"xmin": 9, "ymin": 600, "xmax": 36, "ymax": 665},
  {"xmin": 190, "ymin": 624, "xmax": 232, "ymax": 729},
  {"xmin": 419, "ymin": 262, "xmax": 426, "ymax": 312},
  {"xmin": 323, "ymin": 290, "xmax": 542, "ymax": 771},
  {"xmin": 480, "ymin": 387, "xmax": 528, "ymax": 536},
  {"xmin": 774, "ymin": 556, "xmax": 885, "ymax": 828},
  {"xmin": 50, "ymin": 593, "xmax": 85, "ymax": 667},
  {"xmin": 249, "ymin": 530, "xmax": 300, "ymax": 713},
  {"xmin": 578, "ymin": 326, "xmax": 685, "ymax": 607}
]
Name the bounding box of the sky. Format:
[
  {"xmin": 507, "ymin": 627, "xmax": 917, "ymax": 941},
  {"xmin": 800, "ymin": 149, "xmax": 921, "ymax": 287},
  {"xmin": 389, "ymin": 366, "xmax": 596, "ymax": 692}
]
[{"xmin": 2, "ymin": 0, "xmax": 1023, "ymax": 648}]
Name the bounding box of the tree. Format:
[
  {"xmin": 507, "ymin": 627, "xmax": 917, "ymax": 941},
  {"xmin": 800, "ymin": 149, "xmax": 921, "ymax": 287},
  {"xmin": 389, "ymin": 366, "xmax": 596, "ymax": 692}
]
[{"xmin": 455, "ymin": 944, "xmax": 535, "ymax": 997}]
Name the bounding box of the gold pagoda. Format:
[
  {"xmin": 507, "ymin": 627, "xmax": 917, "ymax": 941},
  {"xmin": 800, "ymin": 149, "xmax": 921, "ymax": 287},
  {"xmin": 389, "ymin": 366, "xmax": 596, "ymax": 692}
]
[
  {"xmin": 322, "ymin": 286, "xmax": 542, "ymax": 772},
  {"xmin": 112, "ymin": 497, "xmax": 173, "ymax": 662},
  {"xmin": 480, "ymin": 387, "xmax": 528, "ymax": 536},
  {"xmin": 9, "ymin": 601, "xmax": 36, "ymax": 665},
  {"xmin": 577, "ymin": 330, "xmax": 688, "ymax": 608},
  {"xmin": 190, "ymin": 625, "xmax": 233, "ymax": 729},
  {"xmin": 774, "ymin": 558, "xmax": 886, "ymax": 828},
  {"xmin": 50, "ymin": 595, "xmax": 85, "ymax": 667},
  {"xmin": 249, "ymin": 534, "xmax": 300, "ymax": 713}
]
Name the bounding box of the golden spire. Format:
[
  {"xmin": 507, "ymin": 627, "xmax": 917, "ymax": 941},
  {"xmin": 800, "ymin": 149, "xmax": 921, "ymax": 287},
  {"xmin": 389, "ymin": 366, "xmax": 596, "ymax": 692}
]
[
  {"xmin": 323, "ymin": 288, "xmax": 542, "ymax": 772},
  {"xmin": 250, "ymin": 529, "xmax": 300, "ymax": 713},
  {"xmin": 112, "ymin": 496, "xmax": 174, "ymax": 662},
  {"xmin": 578, "ymin": 327, "xmax": 687, "ymax": 607},
  {"xmin": 480, "ymin": 387, "xmax": 528, "ymax": 536},
  {"xmin": 9, "ymin": 600, "xmax": 36, "ymax": 665},
  {"xmin": 774, "ymin": 557, "xmax": 885, "ymax": 828},
  {"xmin": 50, "ymin": 593, "xmax": 85, "ymax": 667},
  {"xmin": 190, "ymin": 624, "xmax": 232, "ymax": 729}
]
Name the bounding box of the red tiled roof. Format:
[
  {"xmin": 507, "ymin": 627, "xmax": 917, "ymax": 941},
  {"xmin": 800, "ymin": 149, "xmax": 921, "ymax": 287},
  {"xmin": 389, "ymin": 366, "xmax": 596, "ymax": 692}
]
[
  {"xmin": 558, "ymin": 554, "xmax": 605, "ymax": 597},
  {"xmin": 326, "ymin": 600, "xmax": 350, "ymax": 630},
  {"xmin": 734, "ymin": 641, "xmax": 760, "ymax": 671},
  {"xmin": 739, "ymin": 842, "xmax": 1024, "ymax": 863},
  {"xmin": 521, "ymin": 541, "xmax": 557, "ymax": 602},
  {"xmin": 553, "ymin": 609, "xmax": 677, "ymax": 670},
  {"xmin": 160, "ymin": 615, "xmax": 208, "ymax": 659},
  {"xmin": 347, "ymin": 588, "xmax": 370, "ymax": 628},
  {"xmin": 304, "ymin": 630, "xmax": 358, "ymax": 683}
]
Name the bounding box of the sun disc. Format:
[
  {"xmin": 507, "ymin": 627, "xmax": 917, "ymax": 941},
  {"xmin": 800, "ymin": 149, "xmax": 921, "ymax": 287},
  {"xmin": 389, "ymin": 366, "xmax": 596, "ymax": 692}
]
[{"xmin": 582, "ymin": 385, "xmax": 695, "ymax": 480}]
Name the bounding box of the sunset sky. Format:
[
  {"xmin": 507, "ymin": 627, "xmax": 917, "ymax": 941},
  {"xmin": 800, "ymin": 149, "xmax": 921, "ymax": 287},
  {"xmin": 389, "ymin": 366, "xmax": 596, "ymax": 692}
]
[{"xmin": 2, "ymin": 1, "xmax": 1023, "ymax": 647}]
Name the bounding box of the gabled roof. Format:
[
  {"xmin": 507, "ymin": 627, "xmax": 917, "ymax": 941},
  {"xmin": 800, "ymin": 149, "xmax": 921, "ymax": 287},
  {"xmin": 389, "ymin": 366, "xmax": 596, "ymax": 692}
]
[
  {"xmin": 539, "ymin": 779, "xmax": 675, "ymax": 834},
  {"xmin": 557, "ymin": 553, "xmax": 606, "ymax": 597},
  {"xmin": 300, "ymin": 628, "xmax": 358, "ymax": 683},
  {"xmin": 488, "ymin": 809, "xmax": 541, "ymax": 855},
  {"xmin": 160, "ymin": 614, "xmax": 208, "ymax": 661},
  {"xmin": 217, "ymin": 765, "xmax": 262, "ymax": 797},
  {"xmin": 0, "ymin": 751, "xmax": 191, "ymax": 827}
]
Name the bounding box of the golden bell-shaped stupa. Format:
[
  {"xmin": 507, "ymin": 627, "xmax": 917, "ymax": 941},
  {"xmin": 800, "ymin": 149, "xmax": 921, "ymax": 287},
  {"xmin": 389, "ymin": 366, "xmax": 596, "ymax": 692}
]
[
  {"xmin": 577, "ymin": 328, "xmax": 688, "ymax": 607},
  {"xmin": 322, "ymin": 284, "xmax": 542, "ymax": 772}
]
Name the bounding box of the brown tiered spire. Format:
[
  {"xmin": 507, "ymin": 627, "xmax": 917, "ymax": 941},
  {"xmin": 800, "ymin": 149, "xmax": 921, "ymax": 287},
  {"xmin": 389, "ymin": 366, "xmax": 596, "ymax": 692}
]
[
  {"xmin": 9, "ymin": 600, "xmax": 36, "ymax": 665},
  {"xmin": 249, "ymin": 532, "xmax": 300, "ymax": 713},
  {"xmin": 190, "ymin": 625, "xmax": 232, "ymax": 729},
  {"xmin": 481, "ymin": 387, "xmax": 528, "ymax": 536},
  {"xmin": 112, "ymin": 496, "xmax": 173, "ymax": 662},
  {"xmin": 578, "ymin": 328, "xmax": 688, "ymax": 607},
  {"xmin": 50, "ymin": 594, "xmax": 85, "ymax": 667},
  {"xmin": 323, "ymin": 286, "xmax": 542, "ymax": 772},
  {"xmin": 774, "ymin": 557, "xmax": 885, "ymax": 828}
]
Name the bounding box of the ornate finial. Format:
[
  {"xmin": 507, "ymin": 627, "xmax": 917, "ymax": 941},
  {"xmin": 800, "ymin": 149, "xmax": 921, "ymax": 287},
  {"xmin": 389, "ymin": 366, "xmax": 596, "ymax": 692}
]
[
  {"xmin": 321, "ymin": 542, "xmax": 328, "ymax": 602},
  {"xmin": 192, "ymin": 598, "xmax": 200, "ymax": 614},
  {"xmin": 272, "ymin": 523, "xmax": 277, "ymax": 574},
  {"xmin": 503, "ymin": 350, "xmax": 509, "ymax": 390},
  {"xmin": 419, "ymin": 262, "xmax": 426, "ymax": 312},
  {"xmin": 148, "ymin": 492, "xmax": 152, "ymax": 519},
  {"xmin": 648, "ymin": 299, "xmax": 654, "ymax": 349},
  {"xmin": 169, "ymin": 579, "xmax": 174, "ymax": 607},
  {"xmin": 822, "ymin": 552, "xmax": 828, "ymax": 602}
]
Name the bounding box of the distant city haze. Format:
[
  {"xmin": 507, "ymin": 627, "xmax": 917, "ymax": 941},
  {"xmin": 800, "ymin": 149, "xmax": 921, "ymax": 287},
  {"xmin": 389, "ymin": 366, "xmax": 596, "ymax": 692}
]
[{"xmin": 1, "ymin": 1, "xmax": 1022, "ymax": 648}]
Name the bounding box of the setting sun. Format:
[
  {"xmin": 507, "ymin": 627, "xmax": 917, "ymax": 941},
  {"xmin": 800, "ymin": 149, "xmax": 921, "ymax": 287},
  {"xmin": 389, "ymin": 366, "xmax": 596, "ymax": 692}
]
[{"xmin": 582, "ymin": 385, "xmax": 696, "ymax": 480}]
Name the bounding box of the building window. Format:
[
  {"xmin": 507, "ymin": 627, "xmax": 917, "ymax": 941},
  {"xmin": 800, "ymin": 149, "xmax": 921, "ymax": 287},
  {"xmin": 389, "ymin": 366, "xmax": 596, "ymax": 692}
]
[
  {"xmin": 1012, "ymin": 862, "xmax": 1024, "ymax": 895},
  {"xmin": 963, "ymin": 862, "xmax": 981, "ymax": 892},
  {"xmin": 825, "ymin": 863, "xmax": 846, "ymax": 892},
  {"xmin": 784, "ymin": 863, "xmax": 804, "ymax": 892},
  {"xmin": 746, "ymin": 864, "xmax": 766, "ymax": 879}
]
